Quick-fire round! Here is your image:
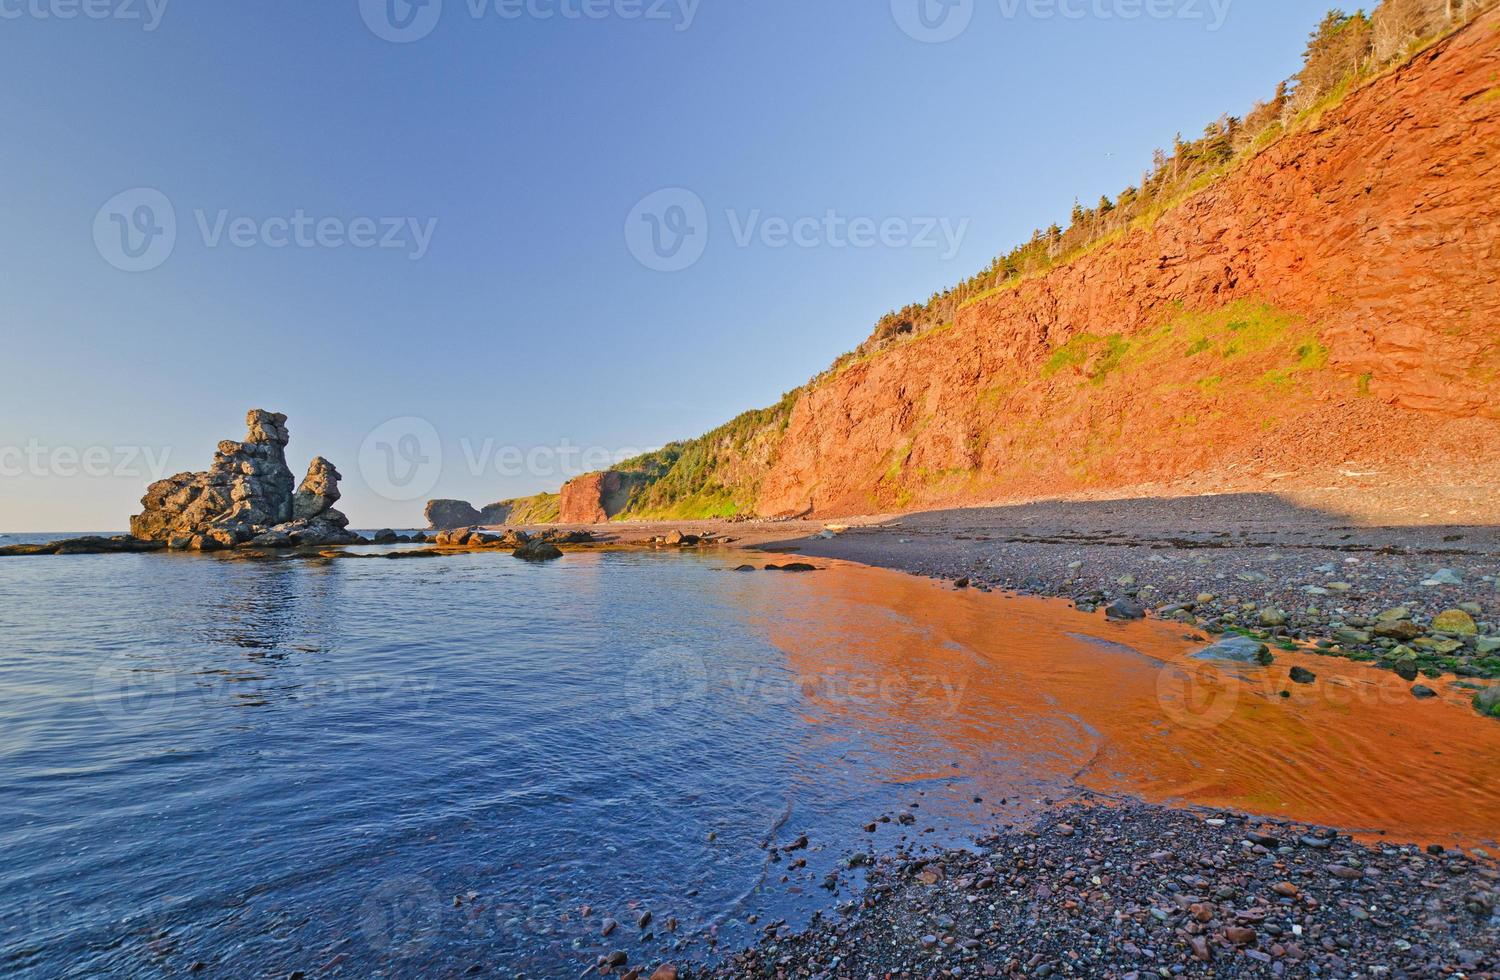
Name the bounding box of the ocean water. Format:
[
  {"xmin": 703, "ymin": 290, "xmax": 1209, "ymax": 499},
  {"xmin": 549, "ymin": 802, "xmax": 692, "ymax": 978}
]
[
  {"xmin": 0, "ymin": 546, "xmax": 1094, "ymax": 977},
  {"xmin": 3, "ymin": 544, "xmax": 1498, "ymax": 977}
]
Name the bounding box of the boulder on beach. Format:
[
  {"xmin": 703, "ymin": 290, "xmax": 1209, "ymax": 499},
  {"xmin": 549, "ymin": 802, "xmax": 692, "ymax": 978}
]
[
  {"xmin": 1104, "ymin": 598, "xmax": 1147, "ymax": 621},
  {"xmin": 130, "ymin": 410, "xmax": 359, "ymax": 550},
  {"xmin": 1193, "ymin": 634, "xmax": 1274, "ymax": 666}
]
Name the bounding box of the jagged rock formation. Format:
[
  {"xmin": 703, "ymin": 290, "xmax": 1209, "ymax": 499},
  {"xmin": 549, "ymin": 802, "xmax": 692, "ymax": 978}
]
[{"xmin": 130, "ymin": 410, "xmax": 359, "ymax": 550}]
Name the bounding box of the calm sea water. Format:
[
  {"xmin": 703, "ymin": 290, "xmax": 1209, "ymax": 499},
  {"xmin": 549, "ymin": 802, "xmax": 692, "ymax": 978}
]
[
  {"xmin": 0, "ymin": 544, "xmax": 1081, "ymax": 977},
  {"xmin": 6, "ymin": 540, "xmax": 1497, "ymax": 977}
]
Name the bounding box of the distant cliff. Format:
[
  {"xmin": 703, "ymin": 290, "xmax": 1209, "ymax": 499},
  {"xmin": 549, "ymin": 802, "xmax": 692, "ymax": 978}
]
[{"xmin": 441, "ymin": 6, "xmax": 1500, "ymax": 526}]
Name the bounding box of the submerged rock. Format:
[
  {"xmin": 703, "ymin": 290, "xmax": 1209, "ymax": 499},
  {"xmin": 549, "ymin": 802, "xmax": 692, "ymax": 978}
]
[{"xmin": 130, "ymin": 410, "xmax": 357, "ymax": 549}]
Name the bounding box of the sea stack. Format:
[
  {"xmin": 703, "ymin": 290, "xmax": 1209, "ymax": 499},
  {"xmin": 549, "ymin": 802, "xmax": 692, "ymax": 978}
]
[{"xmin": 130, "ymin": 409, "xmax": 359, "ymax": 550}]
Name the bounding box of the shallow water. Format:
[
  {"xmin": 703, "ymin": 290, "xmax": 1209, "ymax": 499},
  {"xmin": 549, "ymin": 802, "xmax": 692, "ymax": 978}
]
[{"xmin": 0, "ymin": 546, "xmax": 1496, "ymax": 976}]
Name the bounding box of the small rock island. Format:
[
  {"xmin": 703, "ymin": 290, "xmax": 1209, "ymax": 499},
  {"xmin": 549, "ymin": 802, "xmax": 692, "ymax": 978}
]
[{"xmin": 131, "ymin": 409, "xmax": 358, "ymax": 550}]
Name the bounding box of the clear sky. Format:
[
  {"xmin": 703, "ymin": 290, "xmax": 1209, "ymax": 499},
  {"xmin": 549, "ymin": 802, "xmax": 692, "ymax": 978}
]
[{"xmin": 0, "ymin": 0, "xmax": 1322, "ymax": 531}]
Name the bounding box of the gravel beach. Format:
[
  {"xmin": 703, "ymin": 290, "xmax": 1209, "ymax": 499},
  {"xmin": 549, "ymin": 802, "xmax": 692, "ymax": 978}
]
[{"xmin": 683, "ymin": 797, "xmax": 1499, "ymax": 979}]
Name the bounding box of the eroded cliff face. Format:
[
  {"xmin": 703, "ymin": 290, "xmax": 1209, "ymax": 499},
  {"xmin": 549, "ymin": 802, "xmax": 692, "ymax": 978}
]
[{"xmin": 758, "ymin": 12, "xmax": 1500, "ymax": 517}]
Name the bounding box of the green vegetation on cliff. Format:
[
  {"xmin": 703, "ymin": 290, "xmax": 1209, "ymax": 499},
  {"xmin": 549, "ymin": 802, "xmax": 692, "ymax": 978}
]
[
  {"xmin": 481, "ymin": 492, "xmax": 561, "ymax": 525},
  {"xmin": 832, "ymin": 0, "xmax": 1494, "ymax": 370},
  {"xmin": 608, "ymin": 391, "xmax": 800, "ymax": 520}
]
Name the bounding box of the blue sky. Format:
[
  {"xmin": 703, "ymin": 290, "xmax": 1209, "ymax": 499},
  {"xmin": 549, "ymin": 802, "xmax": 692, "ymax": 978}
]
[{"xmin": 0, "ymin": 0, "xmax": 1321, "ymax": 530}]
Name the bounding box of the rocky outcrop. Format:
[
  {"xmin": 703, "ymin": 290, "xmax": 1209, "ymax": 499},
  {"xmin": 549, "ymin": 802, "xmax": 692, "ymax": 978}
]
[
  {"xmin": 559, "ymin": 470, "xmax": 645, "ymax": 524},
  {"xmin": 425, "ymin": 499, "xmax": 484, "ymax": 529},
  {"xmin": 130, "ymin": 410, "xmax": 359, "ymax": 550},
  {"xmin": 0, "ymin": 536, "xmax": 167, "ymax": 557}
]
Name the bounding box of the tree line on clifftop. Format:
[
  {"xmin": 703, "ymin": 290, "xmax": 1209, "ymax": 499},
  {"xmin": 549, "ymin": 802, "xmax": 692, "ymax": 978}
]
[{"xmin": 838, "ymin": 0, "xmax": 1498, "ymax": 370}]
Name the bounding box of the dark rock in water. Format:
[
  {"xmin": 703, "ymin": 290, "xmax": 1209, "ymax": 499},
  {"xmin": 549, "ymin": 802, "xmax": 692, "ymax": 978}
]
[
  {"xmin": 735, "ymin": 564, "xmax": 756, "ymax": 572},
  {"xmin": 765, "ymin": 562, "xmax": 817, "ymax": 572},
  {"xmin": 0, "ymin": 535, "xmax": 166, "ymax": 558},
  {"xmin": 513, "ymin": 540, "xmax": 563, "ymax": 562},
  {"xmin": 1290, "ymin": 666, "xmax": 1317, "ymax": 684},
  {"xmin": 1411, "ymin": 684, "xmax": 1438, "ymax": 699},
  {"xmin": 1104, "ymin": 598, "xmax": 1146, "ymax": 621},
  {"xmin": 1392, "ymin": 660, "xmax": 1420, "ymax": 682},
  {"xmin": 129, "ymin": 410, "xmax": 357, "ymax": 550},
  {"xmin": 372, "ymin": 529, "xmax": 399, "ymax": 544},
  {"xmin": 954, "ymin": 577, "xmax": 970, "ymax": 589},
  {"xmin": 1193, "ymin": 635, "xmax": 1274, "ymax": 666},
  {"xmin": 424, "ymin": 499, "xmax": 483, "ymax": 530}
]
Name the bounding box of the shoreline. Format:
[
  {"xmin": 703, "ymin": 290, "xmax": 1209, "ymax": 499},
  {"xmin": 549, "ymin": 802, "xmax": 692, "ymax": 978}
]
[
  {"xmin": 678, "ymin": 794, "xmax": 1499, "ymax": 979},
  {"xmin": 5, "ymin": 508, "xmax": 1498, "ymax": 975}
]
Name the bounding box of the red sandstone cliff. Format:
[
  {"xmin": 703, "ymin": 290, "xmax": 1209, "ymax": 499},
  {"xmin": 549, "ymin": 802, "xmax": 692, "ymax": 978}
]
[{"xmin": 758, "ymin": 12, "xmax": 1500, "ymax": 517}]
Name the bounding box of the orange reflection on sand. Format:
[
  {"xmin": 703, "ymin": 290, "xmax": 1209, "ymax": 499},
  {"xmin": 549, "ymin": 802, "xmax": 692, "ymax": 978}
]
[{"xmin": 736, "ymin": 558, "xmax": 1500, "ymax": 847}]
